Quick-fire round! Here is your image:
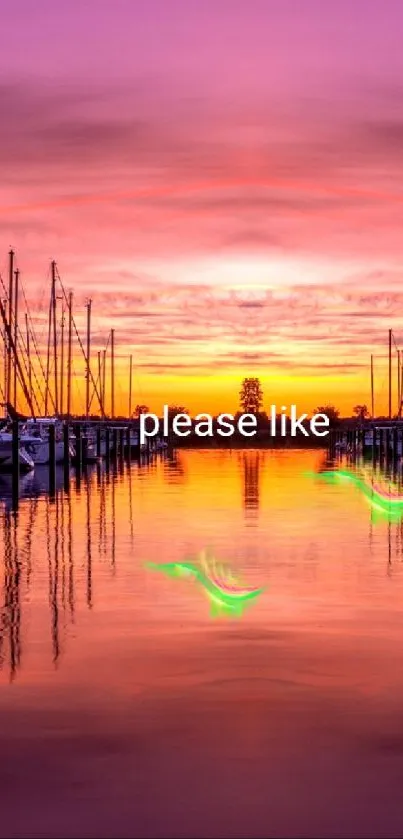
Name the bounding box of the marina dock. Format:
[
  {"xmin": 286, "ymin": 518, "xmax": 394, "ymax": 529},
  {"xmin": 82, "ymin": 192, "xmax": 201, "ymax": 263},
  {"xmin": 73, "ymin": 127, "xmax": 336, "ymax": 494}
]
[
  {"xmin": 2, "ymin": 418, "xmax": 167, "ymax": 510},
  {"xmin": 329, "ymin": 421, "xmax": 403, "ymax": 467}
]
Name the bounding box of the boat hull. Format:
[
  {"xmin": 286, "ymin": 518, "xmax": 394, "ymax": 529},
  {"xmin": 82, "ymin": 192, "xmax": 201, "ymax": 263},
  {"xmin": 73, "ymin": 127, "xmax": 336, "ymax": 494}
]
[
  {"xmin": 0, "ymin": 438, "xmax": 35, "ymax": 472},
  {"xmin": 20, "ymin": 438, "xmax": 71, "ymax": 465}
]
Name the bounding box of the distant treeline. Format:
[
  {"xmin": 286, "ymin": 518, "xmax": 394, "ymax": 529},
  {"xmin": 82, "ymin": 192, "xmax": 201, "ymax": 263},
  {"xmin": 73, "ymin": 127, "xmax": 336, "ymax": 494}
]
[
  {"xmin": 172, "ymin": 430, "xmax": 326, "ymax": 449},
  {"xmin": 163, "ymin": 412, "xmax": 330, "ymax": 448}
]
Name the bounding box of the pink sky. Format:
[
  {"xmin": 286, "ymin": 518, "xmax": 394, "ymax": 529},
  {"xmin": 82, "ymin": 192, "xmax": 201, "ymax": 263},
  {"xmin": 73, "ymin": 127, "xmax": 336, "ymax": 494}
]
[{"xmin": 1, "ymin": 0, "xmax": 403, "ymax": 414}]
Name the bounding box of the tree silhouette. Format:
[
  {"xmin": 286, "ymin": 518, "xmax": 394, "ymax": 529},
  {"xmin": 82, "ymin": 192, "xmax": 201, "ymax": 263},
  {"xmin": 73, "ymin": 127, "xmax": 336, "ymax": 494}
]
[
  {"xmin": 168, "ymin": 405, "xmax": 188, "ymax": 418},
  {"xmin": 134, "ymin": 404, "xmax": 150, "ymax": 417},
  {"xmin": 353, "ymin": 404, "xmax": 369, "ymax": 420},
  {"xmin": 239, "ymin": 378, "xmax": 263, "ymax": 414},
  {"xmin": 312, "ymin": 405, "xmax": 340, "ymax": 425}
]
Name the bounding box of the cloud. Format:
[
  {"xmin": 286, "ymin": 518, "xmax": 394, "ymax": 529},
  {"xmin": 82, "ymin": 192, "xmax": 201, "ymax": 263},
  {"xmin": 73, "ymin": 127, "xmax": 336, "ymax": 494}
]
[
  {"xmin": 1, "ymin": 75, "xmax": 403, "ymax": 392},
  {"xmin": 357, "ymin": 119, "xmax": 403, "ymax": 159},
  {"xmin": 1, "ymin": 77, "xmax": 402, "ymax": 303},
  {"xmin": 21, "ymin": 273, "xmax": 403, "ymax": 385}
]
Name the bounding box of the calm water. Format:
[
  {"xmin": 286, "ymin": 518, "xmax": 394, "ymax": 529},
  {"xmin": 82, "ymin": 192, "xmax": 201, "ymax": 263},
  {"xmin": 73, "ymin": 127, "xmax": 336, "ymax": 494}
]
[{"xmin": 1, "ymin": 449, "xmax": 403, "ymax": 838}]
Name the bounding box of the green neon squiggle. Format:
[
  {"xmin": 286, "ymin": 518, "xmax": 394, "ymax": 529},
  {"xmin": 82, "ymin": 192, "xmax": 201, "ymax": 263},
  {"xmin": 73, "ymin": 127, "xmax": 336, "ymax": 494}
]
[
  {"xmin": 315, "ymin": 468, "xmax": 403, "ymax": 520},
  {"xmin": 146, "ymin": 554, "xmax": 265, "ymax": 618}
]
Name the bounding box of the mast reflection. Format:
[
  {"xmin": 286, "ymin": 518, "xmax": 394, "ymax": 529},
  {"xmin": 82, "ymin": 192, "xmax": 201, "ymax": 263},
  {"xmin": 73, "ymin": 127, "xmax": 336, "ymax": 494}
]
[
  {"xmin": 1, "ymin": 511, "xmax": 21, "ymax": 678},
  {"xmin": 241, "ymin": 451, "xmax": 261, "ymax": 523},
  {"xmin": 0, "ymin": 458, "xmax": 123, "ymax": 677},
  {"xmin": 316, "ymin": 455, "xmax": 403, "ymax": 570}
]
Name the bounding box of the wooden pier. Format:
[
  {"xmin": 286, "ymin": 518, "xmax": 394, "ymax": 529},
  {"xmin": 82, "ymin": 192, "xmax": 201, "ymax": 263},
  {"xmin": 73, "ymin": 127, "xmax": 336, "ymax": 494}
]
[
  {"xmin": 5, "ymin": 418, "xmax": 166, "ymax": 511},
  {"xmin": 328, "ymin": 421, "xmax": 403, "ymax": 468}
]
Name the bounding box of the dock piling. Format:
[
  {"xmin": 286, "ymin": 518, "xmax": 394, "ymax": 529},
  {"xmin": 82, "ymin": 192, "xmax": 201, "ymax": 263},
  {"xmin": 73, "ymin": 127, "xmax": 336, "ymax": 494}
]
[
  {"xmin": 12, "ymin": 419, "xmax": 19, "ymax": 510},
  {"xmin": 112, "ymin": 428, "xmax": 118, "ymax": 464},
  {"xmin": 96, "ymin": 426, "xmax": 101, "ymax": 459},
  {"xmin": 49, "ymin": 423, "xmax": 56, "ymax": 499},
  {"xmin": 63, "ymin": 422, "xmax": 70, "ymax": 492},
  {"xmin": 125, "ymin": 424, "xmax": 131, "ymax": 461},
  {"xmin": 75, "ymin": 424, "xmax": 82, "ymax": 474},
  {"xmin": 105, "ymin": 425, "xmax": 110, "ymax": 470}
]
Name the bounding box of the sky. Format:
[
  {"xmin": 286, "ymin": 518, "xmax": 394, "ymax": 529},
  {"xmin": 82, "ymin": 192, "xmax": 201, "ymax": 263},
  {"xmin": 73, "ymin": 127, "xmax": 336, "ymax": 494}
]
[{"xmin": 1, "ymin": 0, "xmax": 403, "ymax": 416}]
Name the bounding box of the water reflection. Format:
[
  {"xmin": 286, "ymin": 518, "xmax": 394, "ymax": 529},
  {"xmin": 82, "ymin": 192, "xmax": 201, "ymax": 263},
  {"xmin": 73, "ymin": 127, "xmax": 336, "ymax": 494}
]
[
  {"xmin": 163, "ymin": 448, "xmax": 187, "ymax": 482},
  {"xmin": 315, "ymin": 453, "xmax": 403, "ymax": 569},
  {"xmin": 147, "ymin": 549, "xmax": 265, "ymax": 618},
  {"xmin": 0, "ymin": 466, "xmax": 67, "ymax": 508},
  {"xmin": 315, "ymin": 456, "xmax": 403, "ymax": 521},
  {"xmin": 85, "ymin": 471, "xmax": 93, "ymax": 609},
  {"xmin": 241, "ymin": 451, "xmax": 261, "ymax": 522},
  {"xmin": 1, "ymin": 451, "xmax": 403, "ymax": 681},
  {"xmin": 0, "ymin": 462, "xmax": 126, "ymax": 679},
  {"xmin": 1, "ymin": 511, "xmax": 21, "ymax": 677}
]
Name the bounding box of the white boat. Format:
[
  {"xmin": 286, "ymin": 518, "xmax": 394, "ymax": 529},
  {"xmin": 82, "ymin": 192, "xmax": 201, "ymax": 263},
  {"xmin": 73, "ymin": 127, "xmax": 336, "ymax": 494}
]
[
  {"xmin": 21, "ymin": 434, "xmax": 66, "ymax": 465},
  {"xmin": 0, "ymin": 430, "xmax": 35, "ymax": 472},
  {"xmin": 82, "ymin": 438, "xmax": 98, "ymax": 463},
  {"xmin": 70, "ymin": 431, "xmax": 98, "ymax": 464},
  {"xmin": 21, "ymin": 418, "xmax": 74, "ymax": 465}
]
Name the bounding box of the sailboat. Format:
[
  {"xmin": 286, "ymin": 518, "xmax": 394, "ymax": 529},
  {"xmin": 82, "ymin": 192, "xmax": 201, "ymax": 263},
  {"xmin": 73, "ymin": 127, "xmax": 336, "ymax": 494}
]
[
  {"xmin": 0, "ymin": 422, "xmax": 34, "ymax": 472},
  {"xmin": 20, "ymin": 417, "xmax": 74, "ymax": 465}
]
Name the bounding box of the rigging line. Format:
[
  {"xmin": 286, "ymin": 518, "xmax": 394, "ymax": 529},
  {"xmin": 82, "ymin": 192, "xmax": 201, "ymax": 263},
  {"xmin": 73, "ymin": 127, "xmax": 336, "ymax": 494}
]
[
  {"xmin": 4, "ymin": 332, "xmax": 40, "ymax": 415},
  {"xmin": 14, "ymin": 326, "xmax": 44, "ymax": 415},
  {"xmin": 88, "ymin": 366, "xmax": 101, "ymax": 413},
  {"xmin": 34, "ymin": 268, "xmax": 53, "ymax": 372},
  {"xmin": 0, "ymin": 326, "xmax": 7, "ymax": 403},
  {"xmin": 392, "ymin": 331, "xmax": 399, "ymax": 352},
  {"xmin": 0, "ymin": 273, "xmax": 43, "ymax": 414},
  {"xmin": 88, "ymin": 339, "xmax": 110, "ymax": 414},
  {"xmin": 29, "ymin": 327, "xmax": 55, "ymax": 411},
  {"xmin": 0, "ymin": 299, "xmax": 35, "ymax": 416},
  {"xmin": 16, "ymin": 274, "xmax": 56, "ymax": 412},
  {"xmin": 0, "ymin": 271, "xmax": 55, "ymax": 414},
  {"xmin": 15, "ymin": 280, "xmax": 56, "ymax": 413},
  {"xmin": 56, "ymin": 267, "xmax": 103, "ymax": 415}
]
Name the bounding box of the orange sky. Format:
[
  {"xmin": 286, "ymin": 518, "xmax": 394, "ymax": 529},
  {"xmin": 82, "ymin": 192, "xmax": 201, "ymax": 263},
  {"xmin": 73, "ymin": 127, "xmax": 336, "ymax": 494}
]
[{"xmin": 9, "ymin": 246, "xmax": 401, "ymax": 418}]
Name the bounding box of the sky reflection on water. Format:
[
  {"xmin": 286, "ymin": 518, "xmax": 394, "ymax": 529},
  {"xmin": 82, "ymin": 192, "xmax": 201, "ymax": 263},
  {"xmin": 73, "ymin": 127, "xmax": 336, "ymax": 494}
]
[
  {"xmin": 2, "ymin": 451, "xmax": 403, "ymax": 836},
  {"xmin": 1, "ymin": 449, "xmax": 403, "ymax": 681}
]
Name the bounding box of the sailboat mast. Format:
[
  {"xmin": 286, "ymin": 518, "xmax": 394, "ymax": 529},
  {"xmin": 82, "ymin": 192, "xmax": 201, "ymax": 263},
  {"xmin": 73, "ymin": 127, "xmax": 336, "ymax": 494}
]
[
  {"xmin": 51, "ymin": 261, "xmax": 58, "ymax": 415},
  {"xmin": 111, "ymin": 329, "xmax": 115, "ymax": 419},
  {"xmin": 60, "ymin": 303, "xmax": 65, "ymax": 416},
  {"xmin": 67, "ymin": 291, "xmax": 73, "ymax": 418},
  {"xmin": 0, "ymin": 298, "xmax": 35, "ymax": 417},
  {"xmin": 13, "ymin": 268, "xmax": 19, "ymax": 409},
  {"xmin": 102, "ymin": 349, "xmax": 106, "ymax": 417},
  {"xmin": 6, "ymin": 249, "xmax": 14, "ymax": 407},
  {"xmin": 400, "ymin": 361, "xmax": 403, "ymax": 420},
  {"xmin": 3, "ymin": 291, "xmax": 7, "ymax": 417},
  {"xmin": 388, "ymin": 328, "xmax": 392, "ymax": 419},
  {"xmin": 129, "ymin": 354, "xmax": 132, "ymax": 418},
  {"xmin": 85, "ymin": 299, "xmax": 92, "ymax": 419},
  {"xmin": 98, "ymin": 351, "xmax": 102, "ymax": 417},
  {"xmin": 370, "ymin": 354, "xmax": 375, "ymax": 419},
  {"xmin": 25, "ymin": 313, "xmax": 32, "ymax": 406},
  {"xmin": 45, "ymin": 263, "xmax": 54, "ymax": 415}
]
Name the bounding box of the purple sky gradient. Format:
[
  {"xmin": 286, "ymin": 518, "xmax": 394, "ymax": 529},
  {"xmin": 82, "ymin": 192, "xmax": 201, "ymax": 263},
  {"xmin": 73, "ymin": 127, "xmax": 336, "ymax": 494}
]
[{"xmin": 1, "ymin": 0, "xmax": 403, "ymax": 412}]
